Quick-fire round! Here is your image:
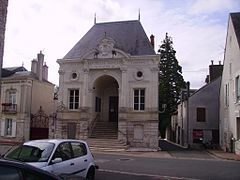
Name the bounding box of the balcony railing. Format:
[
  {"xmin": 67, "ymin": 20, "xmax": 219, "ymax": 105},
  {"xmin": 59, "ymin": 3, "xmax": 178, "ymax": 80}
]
[{"xmin": 2, "ymin": 103, "xmax": 17, "ymax": 114}]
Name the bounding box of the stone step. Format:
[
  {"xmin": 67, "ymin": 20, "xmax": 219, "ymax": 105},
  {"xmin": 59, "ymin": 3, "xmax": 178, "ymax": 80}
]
[
  {"xmin": 87, "ymin": 138, "xmax": 127, "ymax": 152},
  {"xmin": 90, "ymin": 121, "xmax": 118, "ymax": 139}
]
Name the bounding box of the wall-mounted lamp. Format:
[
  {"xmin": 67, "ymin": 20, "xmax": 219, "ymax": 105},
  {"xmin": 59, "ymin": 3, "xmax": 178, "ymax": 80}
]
[{"xmin": 159, "ymin": 104, "xmax": 167, "ymax": 113}]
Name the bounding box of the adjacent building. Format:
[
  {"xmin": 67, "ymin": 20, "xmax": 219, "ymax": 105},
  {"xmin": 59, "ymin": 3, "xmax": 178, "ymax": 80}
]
[
  {"xmin": 0, "ymin": 52, "xmax": 55, "ymax": 152},
  {"xmin": 172, "ymin": 61, "xmax": 222, "ymax": 148},
  {"xmin": 0, "ymin": 0, "xmax": 8, "ymax": 94},
  {"xmin": 219, "ymin": 12, "xmax": 240, "ymax": 154},
  {"xmin": 55, "ymin": 20, "xmax": 160, "ymax": 150}
]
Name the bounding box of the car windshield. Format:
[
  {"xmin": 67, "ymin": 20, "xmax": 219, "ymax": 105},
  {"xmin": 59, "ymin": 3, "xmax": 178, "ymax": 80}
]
[{"xmin": 4, "ymin": 142, "xmax": 55, "ymax": 162}]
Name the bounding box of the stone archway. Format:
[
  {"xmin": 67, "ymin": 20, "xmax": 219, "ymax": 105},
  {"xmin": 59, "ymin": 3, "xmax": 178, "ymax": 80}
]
[
  {"xmin": 93, "ymin": 75, "xmax": 119, "ymax": 122},
  {"xmin": 90, "ymin": 75, "xmax": 119, "ymax": 139}
]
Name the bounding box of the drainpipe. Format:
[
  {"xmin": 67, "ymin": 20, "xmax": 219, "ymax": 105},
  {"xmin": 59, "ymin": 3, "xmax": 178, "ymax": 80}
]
[{"xmin": 186, "ymin": 81, "xmax": 190, "ymax": 148}]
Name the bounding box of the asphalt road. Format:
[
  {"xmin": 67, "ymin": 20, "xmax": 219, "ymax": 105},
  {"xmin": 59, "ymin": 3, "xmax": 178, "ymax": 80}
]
[{"xmin": 94, "ymin": 152, "xmax": 240, "ymax": 180}]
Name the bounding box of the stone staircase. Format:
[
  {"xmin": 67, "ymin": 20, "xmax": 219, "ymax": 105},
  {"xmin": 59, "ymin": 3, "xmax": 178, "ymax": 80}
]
[
  {"xmin": 87, "ymin": 138, "xmax": 127, "ymax": 152},
  {"xmin": 88, "ymin": 121, "xmax": 127, "ymax": 152},
  {"xmin": 90, "ymin": 121, "xmax": 118, "ymax": 139}
]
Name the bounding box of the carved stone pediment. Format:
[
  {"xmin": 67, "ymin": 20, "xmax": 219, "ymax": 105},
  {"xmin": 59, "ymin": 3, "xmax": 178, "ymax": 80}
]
[{"xmin": 95, "ymin": 37, "xmax": 115, "ymax": 58}]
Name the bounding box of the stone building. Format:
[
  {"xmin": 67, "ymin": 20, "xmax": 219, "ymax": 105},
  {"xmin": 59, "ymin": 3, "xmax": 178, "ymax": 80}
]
[
  {"xmin": 0, "ymin": 52, "xmax": 55, "ymax": 153},
  {"xmin": 56, "ymin": 20, "xmax": 159, "ymax": 150}
]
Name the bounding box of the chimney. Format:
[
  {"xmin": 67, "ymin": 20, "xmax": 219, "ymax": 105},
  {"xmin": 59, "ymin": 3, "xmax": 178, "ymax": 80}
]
[
  {"xmin": 150, "ymin": 34, "xmax": 155, "ymax": 49},
  {"xmin": 37, "ymin": 51, "xmax": 44, "ymax": 81},
  {"xmin": 31, "ymin": 59, "xmax": 37, "ymax": 74},
  {"xmin": 208, "ymin": 60, "xmax": 223, "ymax": 83},
  {"xmin": 43, "ymin": 62, "xmax": 48, "ymax": 80}
]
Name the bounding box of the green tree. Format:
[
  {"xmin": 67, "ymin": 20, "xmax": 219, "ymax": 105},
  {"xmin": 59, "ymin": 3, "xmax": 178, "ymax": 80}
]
[{"xmin": 158, "ymin": 33, "xmax": 186, "ymax": 138}]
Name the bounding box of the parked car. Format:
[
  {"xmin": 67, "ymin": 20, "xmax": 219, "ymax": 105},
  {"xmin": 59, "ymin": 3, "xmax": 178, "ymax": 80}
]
[
  {"xmin": 4, "ymin": 139, "xmax": 97, "ymax": 180},
  {"xmin": 0, "ymin": 158, "xmax": 61, "ymax": 180}
]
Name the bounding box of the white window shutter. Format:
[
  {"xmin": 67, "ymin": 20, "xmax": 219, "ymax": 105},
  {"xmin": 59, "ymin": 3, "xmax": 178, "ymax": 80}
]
[
  {"xmin": 1, "ymin": 120, "xmax": 5, "ymax": 136},
  {"xmin": 11, "ymin": 121, "xmax": 17, "ymax": 137}
]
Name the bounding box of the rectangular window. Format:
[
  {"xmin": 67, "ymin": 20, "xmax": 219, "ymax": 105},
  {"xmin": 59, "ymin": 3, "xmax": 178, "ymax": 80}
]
[
  {"xmin": 5, "ymin": 119, "xmax": 13, "ymax": 136},
  {"xmin": 9, "ymin": 91, "xmax": 16, "ymax": 104},
  {"xmin": 236, "ymin": 76, "xmax": 240, "ymax": 101},
  {"xmin": 69, "ymin": 89, "xmax": 79, "ymax": 110},
  {"xmin": 225, "ymin": 83, "xmax": 229, "ymax": 107},
  {"xmin": 134, "ymin": 89, "xmax": 145, "ymax": 111},
  {"xmin": 196, "ymin": 107, "xmax": 206, "ymax": 122}
]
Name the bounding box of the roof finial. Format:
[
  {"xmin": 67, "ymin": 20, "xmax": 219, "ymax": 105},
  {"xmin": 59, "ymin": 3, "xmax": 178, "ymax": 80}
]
[
  {"xmin": 138, "ymin": 8, "xmax": 141, "ymax": 21},
  {"xmin": 94, "ymin": 13, "xmax": 96, "ymax": 24}
]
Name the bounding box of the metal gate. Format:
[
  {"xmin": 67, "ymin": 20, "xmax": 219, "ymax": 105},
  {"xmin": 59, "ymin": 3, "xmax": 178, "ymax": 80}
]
[{"xmin": 30, "ymin": 106, "xmax": 49, "ymax": 140}]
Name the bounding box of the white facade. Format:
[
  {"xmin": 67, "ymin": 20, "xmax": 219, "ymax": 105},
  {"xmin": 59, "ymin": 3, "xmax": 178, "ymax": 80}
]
[
  {"xmin": 219, "ymin": 13, "xmax": 240, "ymax": 154},
  {"xmin": 55, "ymin": 20, "xmax": 160, "ymax": 150}
]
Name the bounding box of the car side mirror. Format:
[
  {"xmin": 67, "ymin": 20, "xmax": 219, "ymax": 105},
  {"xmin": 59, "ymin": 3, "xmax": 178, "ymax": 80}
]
[{"xmin": 51, "ymin": 157, "xmax": 62, "ymax": 164}]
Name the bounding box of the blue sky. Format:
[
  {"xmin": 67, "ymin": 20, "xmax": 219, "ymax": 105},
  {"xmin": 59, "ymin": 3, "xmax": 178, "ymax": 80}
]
[{"xmin": 3, "ymin": 0, "xmax": 240, "ymax": 88}]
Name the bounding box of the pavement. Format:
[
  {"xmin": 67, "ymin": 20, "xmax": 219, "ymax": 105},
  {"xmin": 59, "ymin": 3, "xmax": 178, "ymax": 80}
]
[
  {"xmin": 93, "ymin": 148, "xmax": 240, "ymax": 161},
  {"xmin": 207, "ymin": 149, "xmax": 240, "ymax": 161},
  {"xmin": 92, "ymin": 139, "xmax": 240, "ymax": 161}
]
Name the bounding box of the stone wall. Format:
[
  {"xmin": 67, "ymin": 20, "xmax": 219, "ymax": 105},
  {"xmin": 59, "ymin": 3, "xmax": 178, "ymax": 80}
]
[{"xmin": 0, "ymin": 0, "xmax": 8, "ymax": 94}]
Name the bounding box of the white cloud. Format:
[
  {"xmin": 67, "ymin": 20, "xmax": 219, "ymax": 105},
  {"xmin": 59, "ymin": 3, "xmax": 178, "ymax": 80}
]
[
  {"xmin": 189, "ymin": 0, "xmax": 239, "ymax": 14},
  {"xmin": 3, "ymin": 0, "xmax": 240, "ymax": 89}
]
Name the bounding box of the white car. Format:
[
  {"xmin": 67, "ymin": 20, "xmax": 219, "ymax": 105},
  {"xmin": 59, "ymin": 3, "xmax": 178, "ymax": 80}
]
[{"xmin": 4, "ymin": 139, "xmax": 97, "ymax": 180}]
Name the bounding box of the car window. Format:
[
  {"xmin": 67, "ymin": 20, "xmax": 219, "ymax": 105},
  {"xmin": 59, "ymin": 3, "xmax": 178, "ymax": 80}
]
[
  {"xmin": 0, "ymin": 165, "xmax": 21, "ymax": 179},
  {"xmin": 71, "ymin": 142, "xmax": 87, "ymax": 158},
  {"xmin": 23, "ymin": 169, "xmax": 57, "ymax": 180},
  {"xmin": 5, "ymin": 143, "xmax": 54, "ymax": 162},
  {"xmin": 53, "ymin": 142, "xmax": 72, "ymax": 161}
]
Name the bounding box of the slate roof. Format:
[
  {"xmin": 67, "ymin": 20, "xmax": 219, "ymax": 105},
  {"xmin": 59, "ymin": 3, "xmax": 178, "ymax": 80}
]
[
  {"xmin": 1, "ymin": 66, "xmax": 27, "ymax": 77},
  {"xmin": 64, "ymin": 20, "xmax": 155, "ymax": 59},
  {"xmin": 230, "ymin": 12, "xmax": 240, "ymax": 46}
]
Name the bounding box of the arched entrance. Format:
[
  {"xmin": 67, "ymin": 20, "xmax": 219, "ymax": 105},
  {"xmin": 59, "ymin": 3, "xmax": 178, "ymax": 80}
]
[
  {"xmin": 90, "ymin": 75, "xmax": 119, "ymax": 139},
  {"xmin": 93, "ymin": 75, "xmax": 119, "ymax": 122}
]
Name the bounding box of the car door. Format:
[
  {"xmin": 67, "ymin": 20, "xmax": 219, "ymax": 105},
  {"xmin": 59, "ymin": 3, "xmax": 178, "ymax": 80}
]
[
  {"xmin": 44, "ymin": 142, "xmax": 75, "ymax": 176},
  {"xmin": 68, "ymin": 141, "xmax": 89, "ymax": 177}
]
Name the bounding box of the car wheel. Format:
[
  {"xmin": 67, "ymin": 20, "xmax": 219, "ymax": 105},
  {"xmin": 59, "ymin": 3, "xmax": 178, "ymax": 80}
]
[{"xmin": 86, "ymin": 166, "xmax": 95, "ymax": 180}]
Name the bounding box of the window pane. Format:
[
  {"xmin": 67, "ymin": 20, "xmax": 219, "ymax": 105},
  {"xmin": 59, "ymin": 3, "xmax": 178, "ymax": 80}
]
[
  {"xmin": 75, "ymin": 97, "xmax": 79, "ymax": 102},
  {"xmin": 140, "ymin": 104, "xmax": 145, "ymax": 110},
  {"xmin": 75, "ymin": 90, "xmax": 79, "ymax": 96},
  {"xmin": 74, "ymin": 103, "xmax": 79, "ymax": 109},
  {"xmin": 0, "ymin": 166, "xmax": 20, "ymax": 179},
  {"xmin": 134, "ymin": 97, "xmax": 139, "ymax": 103},
  {"xmin": 140, "ymin": 89, "xmax": 145, "ymax": 96},
  {"xmin": 134, "ymin": 104, "xmax": 138, "ymax": 110},
  {"xmin": 69, "ymin": 103, "xmax": 73, "ymax": 109},
  {"xmin": 53, "ymin": 143, "xmax": 72, "ymax": 161},
  {"xmin": 134, "ymin": 90, "xmax": 138, "ymax": 96},
  {"xmin": 140, "ymin": 97, "xmax": 145, "ymax": 103},
  {"xmin": 70, "ymin": 90, "xmax": 74, "ymax": 96},
  {"xmin": 5, "ymin": 119, "xmax": 12, "ymax": 135},
  {"xmin": 71, "ymin": 142, "xmax": 87, "ymax": 158}
]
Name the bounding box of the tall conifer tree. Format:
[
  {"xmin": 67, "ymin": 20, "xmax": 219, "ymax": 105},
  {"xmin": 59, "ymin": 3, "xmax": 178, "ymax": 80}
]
[{"xmin": 158, "ymin": 33, "xmax": 186, "ymax": 137}]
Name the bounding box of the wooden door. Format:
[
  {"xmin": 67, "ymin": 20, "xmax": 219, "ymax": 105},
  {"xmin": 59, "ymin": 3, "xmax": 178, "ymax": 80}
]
[{"xmin": 109, "ymin": 96, "xmax": 118, "ymax": 122}]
